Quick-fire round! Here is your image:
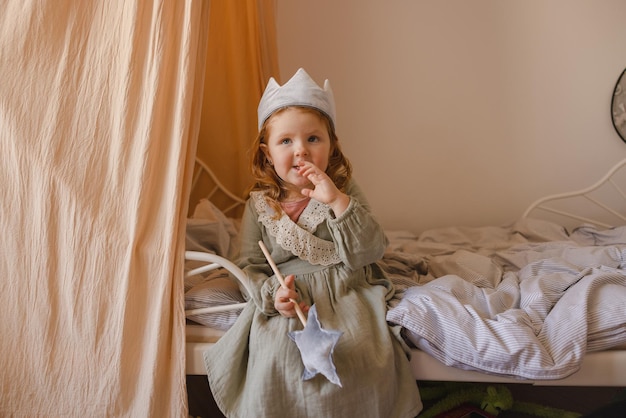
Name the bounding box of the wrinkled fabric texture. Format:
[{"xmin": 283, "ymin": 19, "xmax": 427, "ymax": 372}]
[
  {"xmin": 0, "ymin": 1, "xmax": 208, "ymax": 415},
  {"xmin": 205, "ymin": 181, "xmax": 422, "ymax": 418},
  {"xmin": 384, "ymin": 220, "xmax": 626, "ymax": 379}
]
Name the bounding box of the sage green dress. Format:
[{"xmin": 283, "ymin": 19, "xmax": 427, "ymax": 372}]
[{"xmin": 204, "ymin": 181, "xmax": 422, "ymax": 418}]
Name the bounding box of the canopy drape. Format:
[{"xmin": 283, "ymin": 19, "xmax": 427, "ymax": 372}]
[
  {"xmin": 0, "ymin": 1, "xmax": 209, "ymax": 416},
  {"xmin": 192, "ymin": 0, "xmax": 279, "ymax": 214}
]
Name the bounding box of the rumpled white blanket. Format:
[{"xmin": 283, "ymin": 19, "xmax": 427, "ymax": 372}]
[{"xmin": 385, "ymin": 219, "xmax": 626, "ymax": 379}]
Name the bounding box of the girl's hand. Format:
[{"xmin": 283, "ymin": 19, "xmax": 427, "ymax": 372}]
[
  {"xmin": 275, "ymin": 274, "xmax": 309, "ymax": 318},
  {"xmin": 298, "ymin": 162, "xmax": 349, "ymax": 216}
]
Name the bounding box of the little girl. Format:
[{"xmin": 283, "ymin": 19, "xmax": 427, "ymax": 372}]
[{"xmin": 204, "ymin": 68, "xmax": 422, "ymax": 418}]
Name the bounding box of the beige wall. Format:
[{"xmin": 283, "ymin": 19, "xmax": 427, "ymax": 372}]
[{"xmin": 276, "ymin": 0, "xmax": 626, "ymax": 233}]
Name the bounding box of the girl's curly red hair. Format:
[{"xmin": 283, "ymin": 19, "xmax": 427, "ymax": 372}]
[{"xmin": 249, "ymin": 106, "xmax": 352, "ymax": 214}]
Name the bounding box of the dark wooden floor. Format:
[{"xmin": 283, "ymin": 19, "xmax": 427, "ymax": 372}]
[{"xmin": 187, "ymin": 375, "xmax": 626, "ymax": 418}]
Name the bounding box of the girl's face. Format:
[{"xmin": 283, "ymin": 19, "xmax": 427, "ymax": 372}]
[{"xmin": 262, "ymin": 107, "xmax": 332, "ymax": 199}]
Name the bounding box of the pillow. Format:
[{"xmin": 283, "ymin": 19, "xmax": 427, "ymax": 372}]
[
  {"xmin": 186, "ymin": 199, "xmax": 239, "ymax": 258},
  {"xmin": 185, "ymin": 270, "xmax": 246, "ymax": 331}
]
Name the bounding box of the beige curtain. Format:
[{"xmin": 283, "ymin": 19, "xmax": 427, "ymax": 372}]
[
  {"xmin": 192, "ymin": 0, "xmax": 279, "ymax": 214},
  {"xmin": 0, "ymin": 1, "xmax": 209, "ymax": 416}
]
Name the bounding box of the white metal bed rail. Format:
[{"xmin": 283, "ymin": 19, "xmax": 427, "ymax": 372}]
[
  {"xmin": 191, "ymin": 158, "xmax": 246, "ymax": 216},
  {"xmin": 522, "ymin": 158, "xmax": 626, "ymax": 229},
  {"xmin": 184, "ymin": 251, "xmax": 250, "ymax": 317}
]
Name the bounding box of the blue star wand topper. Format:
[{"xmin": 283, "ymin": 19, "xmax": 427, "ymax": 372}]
[{"xmin": 258, "ymin": 241, "xmax": 343, "ymax": 387}]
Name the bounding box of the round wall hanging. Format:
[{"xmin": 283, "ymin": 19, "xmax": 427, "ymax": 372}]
[{"xmin": 611, "ymin": 68, "xmax": 626, "ymax": 143}]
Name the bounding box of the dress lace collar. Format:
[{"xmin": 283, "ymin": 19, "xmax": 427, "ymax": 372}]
[{"xmin": 251, "ymin": 191, "xmax": 341, "ymax": 266}]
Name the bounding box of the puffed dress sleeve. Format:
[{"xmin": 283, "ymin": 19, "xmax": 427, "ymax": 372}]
[{"xmin": 327, "ymin": 180, "xmax": 389, "ymax": 271}]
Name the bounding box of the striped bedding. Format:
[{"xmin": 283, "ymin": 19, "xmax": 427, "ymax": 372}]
[
  {"xmin": 184, "ymin": 197, "xmax": 626, "ymax": 380},
  {"xmin": 185, "ymin": 199, "xmax": 244, "ymax": 329},
  {"xmin": 384, "ymin": 218, "xmax": 626, "ymax": 380}
]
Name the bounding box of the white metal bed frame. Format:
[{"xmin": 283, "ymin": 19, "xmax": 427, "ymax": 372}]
[
  {"xmin": 185, "ymin": 158, "xmax": 626, "ymax": 386},
  {"xmin": 522, "ymin": 159, "xmax": 626, "ymax": 229},
  {"xmin": 190, "ymin": 157, "xmax": 246, "ymax": 217}
]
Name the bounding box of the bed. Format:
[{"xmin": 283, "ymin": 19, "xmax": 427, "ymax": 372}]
[{"xmin": 184, "ymin": 158, "xmax": 626, "ymax": 387}]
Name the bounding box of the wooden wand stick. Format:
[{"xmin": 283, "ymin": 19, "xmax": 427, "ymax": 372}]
[{"xmin": 258, "ymin": 240, "xmax": 307, "ymax": 326}]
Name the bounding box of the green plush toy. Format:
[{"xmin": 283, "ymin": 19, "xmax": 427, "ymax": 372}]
[{"xmin": 418, "ymin": 382, "xmax": 581, "ymax": 418}]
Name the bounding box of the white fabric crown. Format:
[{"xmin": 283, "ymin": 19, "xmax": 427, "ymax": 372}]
[{"xmin": 257, "ymin": 68, "xmax": 336, "ymax": 130}]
